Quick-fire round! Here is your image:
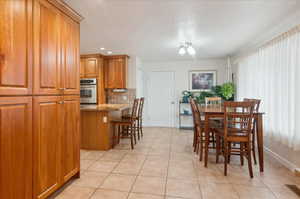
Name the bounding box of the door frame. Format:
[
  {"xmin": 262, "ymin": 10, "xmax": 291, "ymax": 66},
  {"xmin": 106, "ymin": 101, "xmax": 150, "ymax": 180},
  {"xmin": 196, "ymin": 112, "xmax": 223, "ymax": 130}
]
[{"xmin": 144, "ymin": 70, "xmax": 176, "ymax": 128}]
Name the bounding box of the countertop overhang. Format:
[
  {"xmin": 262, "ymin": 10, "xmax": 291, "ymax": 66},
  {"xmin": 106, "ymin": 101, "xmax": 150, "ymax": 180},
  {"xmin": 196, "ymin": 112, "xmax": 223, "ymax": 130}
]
[{"xmin": 80, "ymin": 104, "xmax": 130, "ymax": 112}]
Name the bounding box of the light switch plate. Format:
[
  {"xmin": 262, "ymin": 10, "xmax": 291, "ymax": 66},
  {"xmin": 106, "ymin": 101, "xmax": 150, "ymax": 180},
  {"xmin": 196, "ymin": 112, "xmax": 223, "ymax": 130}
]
[
  {"xmin": 122, "ymin": 96, "xmax": 128, "ymax": 100},
  {"xmin": 103, "ymin": 116, "xmax": 107, "ymax": 123}
]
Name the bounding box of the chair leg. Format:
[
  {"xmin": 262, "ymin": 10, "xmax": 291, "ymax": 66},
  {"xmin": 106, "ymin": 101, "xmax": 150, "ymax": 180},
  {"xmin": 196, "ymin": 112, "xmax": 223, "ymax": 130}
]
[
  {"xmin": 252, "ymin": 130, "xmax": 257, "ymax": 165},
  {"xmin": 216, "ymin": 135, "xmax": 220, "ymax": 163},
  {"xmin": 240, "ymin": 143, "xmax": 244, "ymax": 166},
  {"xmin": 199, "ymin": 133, "xmax": 204, "ymax": 161},
  {"xmin": 247, "ymin": 142, "xmax": 254, "ymax": 178},
  {"xmin": 193, "ymin": 128, "xmax": 197, "ymax": 152},
  {"xmin": 228, "ymin": 142, "xmax": 232, "ymax": 164},
  {"xmin": 224, "ymin": 140, "xmax": 228, "ymax": 176}
]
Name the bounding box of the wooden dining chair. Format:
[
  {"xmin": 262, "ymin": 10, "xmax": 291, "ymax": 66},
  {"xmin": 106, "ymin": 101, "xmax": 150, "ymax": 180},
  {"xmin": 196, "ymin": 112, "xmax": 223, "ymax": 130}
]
[
  {"xmin": 190, "ymin": 98, "xmax": 217, "ymax": 161},
  {"xmin": 214, "ymin": 101, "xmax": 256, "ymax": 178},
  {"xmin": 244, "ymin": 98, "xmax": 261, "ymax": 164},
  {"xmin": 111, "ymin": 98, "xmax": 140, "ymax": 149},
  {"xmin": 190, "ymin": 98, "xmax": 203, "ymax": 152}
]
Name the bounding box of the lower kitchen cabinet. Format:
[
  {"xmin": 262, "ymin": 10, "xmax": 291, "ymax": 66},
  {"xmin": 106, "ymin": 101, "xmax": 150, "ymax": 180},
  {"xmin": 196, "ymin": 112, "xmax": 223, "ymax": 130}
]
[
  {"xmin": 0, "ymin": 97, "xmax": 33, "ymax": 199},
  {"xmin": 33, "ymin": 95, "xmax": 80, "ymax": 199},
  {"xmin": 61, "ymin": 96, "xmax": 80, "ymax": 183},
  {"xmin": 33, "ymin": 96, "xmax": 62, "ymax": 199}
]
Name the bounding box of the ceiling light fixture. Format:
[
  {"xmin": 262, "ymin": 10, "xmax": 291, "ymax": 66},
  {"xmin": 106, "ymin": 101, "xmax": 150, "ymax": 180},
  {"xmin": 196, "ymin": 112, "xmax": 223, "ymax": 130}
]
[
  {"xmin": 100, "ymin": 47, "xmax": 105, "ymax": 50},
  {"xmin": 178, "ymin": 42, "xmax": 196, "ymax": 56},
  {"xmin": 107, "ymin": 51, "xmax": 113, "ymax": 55}
]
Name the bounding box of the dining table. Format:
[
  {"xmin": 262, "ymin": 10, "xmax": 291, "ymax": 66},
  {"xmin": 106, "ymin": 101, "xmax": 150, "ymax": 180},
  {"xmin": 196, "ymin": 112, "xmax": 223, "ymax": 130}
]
[{"xmin": 198, "ymin": 105, "xmax": 265, "ymax": 172}]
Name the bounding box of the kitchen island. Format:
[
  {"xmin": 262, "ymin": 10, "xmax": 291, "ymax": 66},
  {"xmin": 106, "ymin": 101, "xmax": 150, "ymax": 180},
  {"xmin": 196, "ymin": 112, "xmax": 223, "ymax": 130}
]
[{"xmin": 80, "ymin": 104, "xmax": 130, "ymax": 150}]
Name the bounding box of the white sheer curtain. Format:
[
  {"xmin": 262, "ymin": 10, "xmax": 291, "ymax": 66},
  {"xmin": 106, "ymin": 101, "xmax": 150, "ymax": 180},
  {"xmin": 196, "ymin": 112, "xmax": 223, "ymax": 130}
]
[{"xmin": 237, "ymin": 27, "xmax": 300, "ymax": 151}]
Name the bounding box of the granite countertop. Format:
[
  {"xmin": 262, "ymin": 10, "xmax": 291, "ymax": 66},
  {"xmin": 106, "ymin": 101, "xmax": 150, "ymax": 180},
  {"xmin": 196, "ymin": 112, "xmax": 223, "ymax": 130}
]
[{"xmin": 80, "ymin": 104, "xmax": 130, "ymax": 112}]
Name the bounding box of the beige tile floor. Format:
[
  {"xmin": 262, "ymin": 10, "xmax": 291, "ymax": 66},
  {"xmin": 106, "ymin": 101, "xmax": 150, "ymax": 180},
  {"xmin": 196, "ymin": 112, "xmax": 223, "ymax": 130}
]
[{"xmin": 50, "ymin": 128, "xmax": 300, "ymax": 199}]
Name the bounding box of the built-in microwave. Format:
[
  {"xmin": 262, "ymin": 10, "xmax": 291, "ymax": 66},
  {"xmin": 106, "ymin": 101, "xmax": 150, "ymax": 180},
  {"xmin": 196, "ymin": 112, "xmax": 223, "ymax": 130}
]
[{"xmin": 80, "ymin": 78, "xmax": 97, "ymax": 104}]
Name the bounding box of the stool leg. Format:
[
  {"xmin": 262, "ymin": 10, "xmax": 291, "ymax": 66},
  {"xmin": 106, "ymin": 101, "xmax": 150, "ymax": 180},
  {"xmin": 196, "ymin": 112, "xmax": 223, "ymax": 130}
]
[
  {"xmin": 130, "ymin": 124, "xmax": 134, "ymax": 150},
  {"xmin": 137, "ymin": 119, "xmax": 140, "ymax": 140},
  {"xmin": 140, "ymin": 118, "xmax": 143, "ymax": 137},
  {"xmin": 112, "ymin": 124, "xmax": 116, "ymax": 149}
]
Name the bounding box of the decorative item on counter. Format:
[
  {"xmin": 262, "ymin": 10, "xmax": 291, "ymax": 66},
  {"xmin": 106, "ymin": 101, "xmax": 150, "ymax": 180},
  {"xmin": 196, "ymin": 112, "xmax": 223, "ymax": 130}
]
[{"xmin": 181, "ymin": 90, "xmax": 194, "ymax": 103}]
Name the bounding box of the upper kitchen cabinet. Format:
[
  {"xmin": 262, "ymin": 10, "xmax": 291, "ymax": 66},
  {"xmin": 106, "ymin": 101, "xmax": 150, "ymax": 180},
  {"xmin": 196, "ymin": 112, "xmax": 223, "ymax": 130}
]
[
  {"xmin": 104, "ymin": 55, "xmax": 129, "ymax": 89},
  {"xmin": 61, "ymin": 13, "xmax": 80, "ymax": 95},
  {"xmin": 0, "ymin": 0, "xmax": 32, "ymax": 95},
  {"xmin": 80, "ymin": 54, "xmax": 103, "ymax": 78},
  {"xmin": 33, "ymin": 0, "xmax": 81, "ymax": 96},
  {"xmin": 33, "ymin": 0, "xmax": 61, "ymax": 95}
]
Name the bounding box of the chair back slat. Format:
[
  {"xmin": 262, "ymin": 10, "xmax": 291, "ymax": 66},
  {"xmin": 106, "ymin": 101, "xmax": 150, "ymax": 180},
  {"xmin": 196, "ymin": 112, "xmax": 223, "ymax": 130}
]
[{"xmin": 190, "ymin": 98, "xmax": 202, "ymax": 128}]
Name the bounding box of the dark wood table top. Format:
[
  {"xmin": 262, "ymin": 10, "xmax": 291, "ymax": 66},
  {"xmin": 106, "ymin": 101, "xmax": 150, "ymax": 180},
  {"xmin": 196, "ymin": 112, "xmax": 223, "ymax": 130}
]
[{"xmin": 197, "ymin": 105, "xmax": 265, "ymax": 114}]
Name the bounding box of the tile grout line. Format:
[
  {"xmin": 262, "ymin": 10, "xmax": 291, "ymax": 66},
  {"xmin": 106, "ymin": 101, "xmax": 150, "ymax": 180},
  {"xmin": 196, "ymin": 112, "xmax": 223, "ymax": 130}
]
[{"xmin": 87, "ymin": 150, "xmax": 127, "ymax": 199}]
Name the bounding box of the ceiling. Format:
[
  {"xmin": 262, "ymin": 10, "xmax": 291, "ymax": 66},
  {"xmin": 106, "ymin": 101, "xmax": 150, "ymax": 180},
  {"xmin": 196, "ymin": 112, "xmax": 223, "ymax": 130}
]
[{"xmin": 65, "ymin": 0, "xmax": 300, "ymax": 61}]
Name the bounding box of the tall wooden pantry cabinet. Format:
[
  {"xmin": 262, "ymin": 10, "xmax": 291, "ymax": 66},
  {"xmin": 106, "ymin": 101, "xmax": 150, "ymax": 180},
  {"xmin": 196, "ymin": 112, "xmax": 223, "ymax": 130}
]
[{"xmin": 0, "ymin": 0, "xmax": 82, "ymax": 199}]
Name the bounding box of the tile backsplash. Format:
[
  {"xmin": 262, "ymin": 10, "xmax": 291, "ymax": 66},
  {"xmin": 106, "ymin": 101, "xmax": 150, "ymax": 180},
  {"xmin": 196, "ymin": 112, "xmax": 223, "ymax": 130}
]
[{"xmin": 106, "ymin": 89, "xmax": 136, "ymax": 105}]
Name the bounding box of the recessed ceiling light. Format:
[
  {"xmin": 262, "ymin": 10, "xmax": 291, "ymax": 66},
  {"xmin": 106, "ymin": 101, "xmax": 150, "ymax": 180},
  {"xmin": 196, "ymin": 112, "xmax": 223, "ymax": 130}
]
[
  {"xmin": 100, "ymin": 47, "xmax": 105, "ymax": 50},
  {"xmin": 107, "ymin": 51, "xmax": 113, "ymax": 55}
]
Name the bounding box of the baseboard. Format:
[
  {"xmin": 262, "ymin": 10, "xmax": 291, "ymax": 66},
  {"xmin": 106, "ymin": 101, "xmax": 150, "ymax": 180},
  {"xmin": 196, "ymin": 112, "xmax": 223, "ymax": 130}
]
[{"xmin": 264, "ymin": 146, "xmax": 298, "ymax": 172}]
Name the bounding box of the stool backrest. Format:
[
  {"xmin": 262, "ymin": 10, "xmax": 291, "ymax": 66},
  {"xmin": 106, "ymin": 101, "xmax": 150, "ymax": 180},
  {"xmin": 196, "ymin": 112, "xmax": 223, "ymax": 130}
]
[
  {"xmin": 131, "ymin": 98, "xmax": 140, "ymax": 120},
  {"xmin": 138, "ymin": 97, "xmax": 145, "ymax": 118}
]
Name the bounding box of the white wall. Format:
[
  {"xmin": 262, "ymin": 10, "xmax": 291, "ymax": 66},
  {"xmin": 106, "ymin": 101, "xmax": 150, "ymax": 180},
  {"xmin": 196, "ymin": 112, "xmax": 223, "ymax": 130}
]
[
  {"xmin": 127, "ymin": 56, "xmax": 137, "ymax": 89},
  {"xmin": 140, "ymin": 59, "xmax": 227, "ymax": 127}
]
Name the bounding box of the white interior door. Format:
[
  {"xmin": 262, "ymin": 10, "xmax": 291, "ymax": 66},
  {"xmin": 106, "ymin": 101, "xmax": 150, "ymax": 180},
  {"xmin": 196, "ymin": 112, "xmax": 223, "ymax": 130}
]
[{"xmin": 146, "ymin": 71, "xmax": 175, "ymax": 127}]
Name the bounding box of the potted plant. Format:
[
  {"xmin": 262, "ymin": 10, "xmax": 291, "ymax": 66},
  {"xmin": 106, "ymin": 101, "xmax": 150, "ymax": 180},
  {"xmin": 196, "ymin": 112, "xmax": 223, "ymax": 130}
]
[
  {"xmin": 220, "ymin": 82, "xmax": 235, "ymax": 101},
  {"xmin": 181, "ymin": 90, "xmax": 194, "ymax": 103}
]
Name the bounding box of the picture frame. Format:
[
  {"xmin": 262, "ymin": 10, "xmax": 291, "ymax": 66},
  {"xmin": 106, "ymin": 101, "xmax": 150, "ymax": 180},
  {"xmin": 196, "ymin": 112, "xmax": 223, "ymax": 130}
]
[{"xmin": 189, "ymin": 70, "xmax": 217, "ymax": 91}]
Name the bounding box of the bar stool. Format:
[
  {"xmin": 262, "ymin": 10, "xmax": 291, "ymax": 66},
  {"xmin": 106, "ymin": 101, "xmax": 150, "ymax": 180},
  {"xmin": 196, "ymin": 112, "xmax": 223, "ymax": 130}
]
[{"xmin": 111, "ymin": 99, "xmax": 139, "ymax": 149}]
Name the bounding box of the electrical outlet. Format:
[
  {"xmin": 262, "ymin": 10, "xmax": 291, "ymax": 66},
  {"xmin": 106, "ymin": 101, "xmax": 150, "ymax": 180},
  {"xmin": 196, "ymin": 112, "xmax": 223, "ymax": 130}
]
[{"xmin": 103, "ymin": 116, "xmax": 107, "ymax": 123}]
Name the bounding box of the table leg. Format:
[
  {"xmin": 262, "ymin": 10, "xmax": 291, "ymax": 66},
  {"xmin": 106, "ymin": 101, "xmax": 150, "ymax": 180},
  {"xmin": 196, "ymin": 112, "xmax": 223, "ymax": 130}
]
[
  {"xmin": 256, "ymin": 114, "xmax": 264, "ymax": 172},
  {"xmin": 204, "ymin": 115, "xmax": 209, "ymax": 167}
]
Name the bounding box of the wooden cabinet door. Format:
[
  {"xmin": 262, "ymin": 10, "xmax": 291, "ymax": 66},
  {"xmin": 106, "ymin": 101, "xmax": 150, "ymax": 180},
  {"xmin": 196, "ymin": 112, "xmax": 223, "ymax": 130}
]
[
  {"xmin": 0, "ymin": 97, "xmax": 32, "ymax": 199},
  {"xmin": 84, "ymin": 58, "xmax": 98, "ymax": 77},
  {"xmin": 80, "ymin": 58, "xmax": 85, "ymax": 78},
  {"xmin": 33, "ymin": 96, "xmax": 63, "ymax": 199},
  {"xmin": 105, "ymin": 58, "xmax": 127, "ymax": 89},
  {"xmin": 33, "ymin": 0, "xmax": 62, "ymax": 95},
  {"xmin": 61, "ymin": 14, "xmax": 80, "ymax": 95},
  {"xmin": 114, "ymin": 58, "xmax": 127, "ymax": 88},
  {"xmin": 61, "ymin": 96, "xmax": 80, "ymax": 183},
  {"xmin": 105, "ymin": 59, "xmax": 116, "ymax": 88},
  {"xmin": 0, "ymin": 0, "xmax": 32, "ymax": 95}
]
